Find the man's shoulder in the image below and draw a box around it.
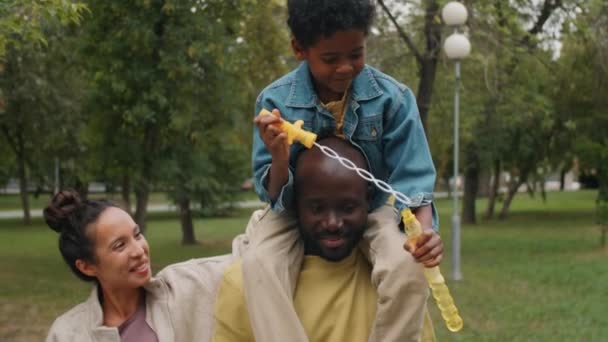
[155,255,233,290]
[219,259,245,291]
[158,255,233,277]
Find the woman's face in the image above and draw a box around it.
[78,207,151,291]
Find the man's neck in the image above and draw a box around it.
[302,249,359,267]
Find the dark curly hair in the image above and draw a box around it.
[43,190,116,282]
[287,0,376,48]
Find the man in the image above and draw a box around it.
[213,137,437,341]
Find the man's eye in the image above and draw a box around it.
[350,54,362,60]
[310,204,323,214]
[342,204,356,213]
[323,58,337,64]
[113,242,125,251]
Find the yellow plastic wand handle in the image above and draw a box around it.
[401,209,464,332]
[258,109,317,149]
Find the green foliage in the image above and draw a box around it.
[0,21,86,191]
[75,0,289,220]
[0,0,87,60]
[555,0,608,224]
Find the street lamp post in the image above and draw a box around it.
[442,1,470,281]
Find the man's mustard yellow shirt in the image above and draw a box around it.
[213,250,376,342]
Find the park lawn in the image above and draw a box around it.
[1,190,606,341]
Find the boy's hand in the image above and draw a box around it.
[254,109,289,163]
[404,229,443,267]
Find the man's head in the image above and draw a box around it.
[287,0,376,103]
[294,137,370,261]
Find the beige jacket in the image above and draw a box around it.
[45,249,246,342]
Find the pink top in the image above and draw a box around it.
[118,301,158,342]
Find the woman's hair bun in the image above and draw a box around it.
[43,189,83,233]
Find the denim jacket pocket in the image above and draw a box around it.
[353,113,383,142]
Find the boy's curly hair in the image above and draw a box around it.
[287,0,376,48]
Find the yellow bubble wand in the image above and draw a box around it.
[259,109,464,332]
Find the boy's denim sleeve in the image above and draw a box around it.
[252,95,293,212]
[383,87,439,230]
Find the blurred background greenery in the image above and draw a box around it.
[1,0,607,341]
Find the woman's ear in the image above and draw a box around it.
[75,259,97,278]
[291,39,307,61]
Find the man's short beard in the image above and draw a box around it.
[299,225,365,262]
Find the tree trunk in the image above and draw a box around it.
[178,195,197,245]
[74,178,88,199]
[17,149,31,225]
[416,0,441,133]
[540,178,547,202]
[417,58,438,133]
[499,166,531,219]
[435,151,451,196]
[559,166,566,191]
[131,6,166,233]
[498,180,522,219]
[484,159,501,220]
[477,171,490,198]
[134,183,149,233]
[133,112,161,233]
[2,121,31,225]
[462,143,479,224]
[377,0,441,135]
[122,173,132,215]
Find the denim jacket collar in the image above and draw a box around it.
[285,62,383,108]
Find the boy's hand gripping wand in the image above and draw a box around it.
[259,109,464,332]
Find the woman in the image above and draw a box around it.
[43,190,237,342]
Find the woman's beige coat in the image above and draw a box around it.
[45,253,238,342]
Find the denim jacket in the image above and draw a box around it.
[252,62,437,227]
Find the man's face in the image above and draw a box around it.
[296,168,368,262]
[293,29,366,103]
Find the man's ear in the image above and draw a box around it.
[75,259,97,278]
[291,39,307,61]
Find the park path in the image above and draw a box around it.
[0,200,266,219]
[0,192,465,220]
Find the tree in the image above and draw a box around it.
[78,0,200,232]
[0,26,85,224]
[78,0,287,241]
[458,0,572,222]
[376,0,443,133]
[556,0,608,246]
[0,0,86,60]
[160,0,289,244]
[0,0,86,224]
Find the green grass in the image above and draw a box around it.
[1,190,606,341]
[430,190,607,341]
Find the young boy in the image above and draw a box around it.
[244,0,443,341]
